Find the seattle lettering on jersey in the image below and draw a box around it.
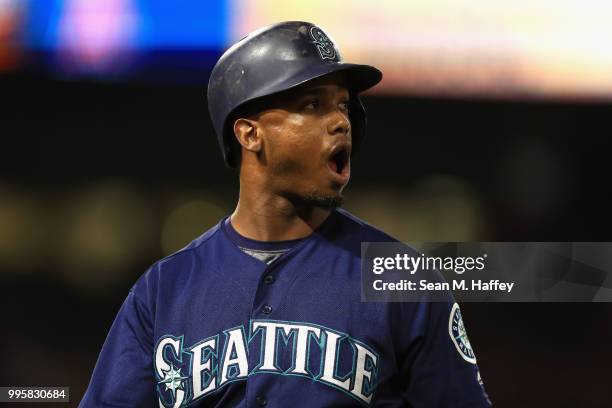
[155,319,379,407]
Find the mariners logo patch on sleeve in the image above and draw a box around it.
[448,303,477,364]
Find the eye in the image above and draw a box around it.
[339,100,349,112]
[305,99,320,110]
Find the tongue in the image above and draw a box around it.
[329,160,338,173]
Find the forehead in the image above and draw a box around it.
[237,73,349,118]
[261,74,349,110]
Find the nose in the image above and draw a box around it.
[328,109,351,137]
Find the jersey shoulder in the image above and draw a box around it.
[129,217,227,300]
[333,208,401,244]
[156,216,224,269]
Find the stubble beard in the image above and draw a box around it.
[273,159,345,210]
[302,189,344,209]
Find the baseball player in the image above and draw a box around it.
[80,21,492,407]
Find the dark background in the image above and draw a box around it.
[2,70,612,407]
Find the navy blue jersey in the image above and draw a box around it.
[79,209,491,407]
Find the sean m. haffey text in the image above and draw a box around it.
[370,253,515,294]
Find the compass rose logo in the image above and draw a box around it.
[158,364,189,395]
[449,303,477,364]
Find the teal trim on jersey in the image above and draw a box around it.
[217,326,249,385]
[276,323,298,373]
[156,319,380,407]
[248,321,283,373]
[283,324,324,378]
[247,318,380,406]
[154,334,192,408]
[184,333,219,405]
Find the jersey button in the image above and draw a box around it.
[262,305,273,314]
[256,396,267,406]
[264,275,275,284]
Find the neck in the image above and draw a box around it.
[231,175,332,242]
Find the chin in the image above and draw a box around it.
[302,190,344,209]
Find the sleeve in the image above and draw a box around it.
[78,286,156,407]
[397,298,492,407]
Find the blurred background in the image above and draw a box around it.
[2,0,612,406]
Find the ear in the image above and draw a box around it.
[233,118,263,153]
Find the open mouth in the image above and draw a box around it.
[328,146,350,177]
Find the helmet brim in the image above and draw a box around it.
[248,62,383,103]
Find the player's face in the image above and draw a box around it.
[254,75,352,208]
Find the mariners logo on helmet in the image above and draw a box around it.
[310,26,336,60]
[449,303,477,364]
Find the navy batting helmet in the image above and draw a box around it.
[207,21,382,168]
